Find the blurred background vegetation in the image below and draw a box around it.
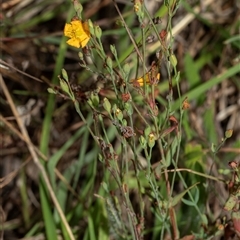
[1,0,240,239]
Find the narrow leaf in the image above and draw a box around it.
[170,182,200,207]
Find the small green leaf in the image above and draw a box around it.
[144,126,151,137]
[122,119,127,126]
[194,187,199,204]
[170,182,199,207]
[165,137,178,167]
[101,182,109,192]
[61,68,69,81]
[181,198,196,206]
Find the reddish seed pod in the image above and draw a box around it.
[159,30,167,41]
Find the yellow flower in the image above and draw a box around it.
[131,66,160,87]
[132,72,151,87]
[64,20,90,48]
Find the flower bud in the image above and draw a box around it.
[94,25,102,39]
[106,56,113,70]
[103,97,111,114]
[59,78,69,94]
[88,19,95,35]
[169,54,178,68]
[124,102,133,116]
[148,133,156,148]
[115,108,123,121]
[110,45,117,56]
[139,135,147,148]
[62,68,69,81]
[225,129,233,139]
[73,0,83,18]
[90,92,99,108]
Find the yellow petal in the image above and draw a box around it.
[73,21,90,46]
[71,20,83,28]
[135,72,150,85]
[66,38,80,48]
[64,23,74,38]
[78,36,90,48]
[131,69,160,87]
[71,20,89,37]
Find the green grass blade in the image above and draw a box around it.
[47,126,86,191]
[39,177,58,240]
[88,215,97,240]
[39,6,74,240]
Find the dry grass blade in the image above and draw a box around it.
[0,74,75,240]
